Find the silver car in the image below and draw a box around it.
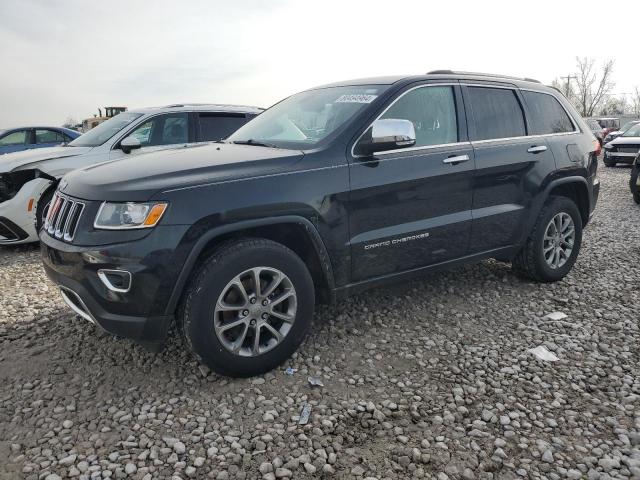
[0,104,262,244]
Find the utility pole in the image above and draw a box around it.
[560,75,576,98]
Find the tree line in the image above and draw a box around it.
[553,57,640,118]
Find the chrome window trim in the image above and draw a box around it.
[351,83,459,159]
[374,141,471,157]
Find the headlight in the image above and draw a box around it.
[94,202,168,230]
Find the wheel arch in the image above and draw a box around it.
[165,216,336,316]
[545,176,590,227]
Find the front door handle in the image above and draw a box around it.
[527,145,548,154]
[443,154,470,165]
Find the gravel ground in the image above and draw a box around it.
[1,160,639,480]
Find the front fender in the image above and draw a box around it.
[164,215,335,315]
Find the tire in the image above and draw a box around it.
[630,167,640,204]
[35,188,55,233]
[180,238,315,377]
[512,196,583,283]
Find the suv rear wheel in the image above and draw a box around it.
[180,238,315,377]
[512,196,583,282]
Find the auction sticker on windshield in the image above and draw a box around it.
[335,94,377,104]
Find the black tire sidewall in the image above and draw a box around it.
[630,166,640,201]
[184,242,315,377]
[532,197,583,281]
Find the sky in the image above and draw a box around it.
[1,0,639,127]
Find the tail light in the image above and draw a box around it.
[593,139,601,156]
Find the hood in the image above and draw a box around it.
[0,146,93,173]
[607,136,640,147]
[60,143,305,201]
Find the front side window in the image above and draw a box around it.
[0,130,27,146]
[379,86,457,148]
[127,113,188,147]
[70,112,143,147]
[522,91,575,135]
[199,113,249,142]
[468,87,526,141]
[35,129,65,144]
[227,85,389,149]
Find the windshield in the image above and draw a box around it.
[227,85,388,149]
[620,121,639,132]
[622,124,640,137]
[69,113,143,147]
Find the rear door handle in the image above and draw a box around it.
[527,145,548,154]
[442,154,470,165]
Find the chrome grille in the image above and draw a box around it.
[43,192,85,241]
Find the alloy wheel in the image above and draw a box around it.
[213,267,297,357]
[543,212,575,269]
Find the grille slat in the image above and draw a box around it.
[44,192,85,242]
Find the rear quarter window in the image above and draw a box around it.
[522,91,575,135]
[467,87,526,141]
[198,113,249,142]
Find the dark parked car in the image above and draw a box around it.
[0,127,79,155]
[587,119,605,145]
[603,123,640,166]
[603,119,640,144]
[41,71,600,377]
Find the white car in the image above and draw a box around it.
[0,104,262,244]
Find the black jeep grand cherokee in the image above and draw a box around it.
[41,71,600,377]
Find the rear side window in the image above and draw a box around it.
[467,87,526,141]
[35,129,65,144]
[198,113,248,142]
[522,91,575,135]
[381,86,458,147]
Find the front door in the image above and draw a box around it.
[348,84,475,282]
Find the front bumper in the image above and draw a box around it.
[40,225,189,349]
[604,150,639,164]
[0,177,52,244]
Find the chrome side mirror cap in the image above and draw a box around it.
[120,136,142,154]
[357,119,416,156]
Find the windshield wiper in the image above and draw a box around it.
[232,139,279,149]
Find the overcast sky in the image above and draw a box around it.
[1,0,638,127]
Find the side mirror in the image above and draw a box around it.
[357,119,416,156]
[120,136,141,154]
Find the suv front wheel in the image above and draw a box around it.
[512,196,583,282]
[180,238,315,377]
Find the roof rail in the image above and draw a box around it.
[427,70,541,84]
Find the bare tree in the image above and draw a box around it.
[62,116,78,128]
[632,87,640,116]
[552,77,575,102]
[599,96,626,116]
[572,57,615,117]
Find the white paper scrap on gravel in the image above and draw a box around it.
[528,345,559,362]
[543,311,568,321]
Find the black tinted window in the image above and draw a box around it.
[199,113,248,141]
[468,87,526,140]
[128,113,188,147]
[381,86,457,147]
[522,91,574,134]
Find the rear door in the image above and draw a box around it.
[348,83,475,281]
[196,112,252,142]
[462,84,556,253]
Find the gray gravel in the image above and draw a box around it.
[1,160,639,480]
